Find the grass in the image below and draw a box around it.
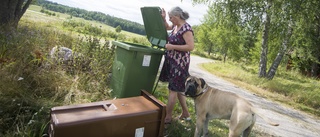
[0,21,114,136]
[1,4,319,137]
[0,6,121,136]
[25,5,148,42]
[0,5,149,136]
[200,60,320,117]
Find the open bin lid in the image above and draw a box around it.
[140,7,168,49]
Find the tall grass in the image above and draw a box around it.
[0,20,114,136]
[0,5,153,136]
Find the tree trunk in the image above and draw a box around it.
[207,44,212,55]
[258,2,271,78]
[0,0,32,29]
[223,48,228,63]
[267,23,293,80]
[311,15,320,77]
[311,61,319,77]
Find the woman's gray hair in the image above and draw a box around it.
[168,6,189,20]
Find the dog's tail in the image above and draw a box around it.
[251,107,279,126]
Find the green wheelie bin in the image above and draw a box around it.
[111,7,167,98]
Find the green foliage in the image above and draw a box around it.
[197,4,245,62]
[196,24,215,55]
[40,8,56,16]
[194,0,320,78]
[115,25,122,33]
[84,24,103,36]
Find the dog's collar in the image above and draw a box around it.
[189,85,208,98]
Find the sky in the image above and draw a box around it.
[47,0,209,26]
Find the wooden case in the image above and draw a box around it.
[49,90,166,137]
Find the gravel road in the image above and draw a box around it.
[188,55,320,137]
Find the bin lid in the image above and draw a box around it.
[140,7,168,49]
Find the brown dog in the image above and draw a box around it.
[184,76,279,137]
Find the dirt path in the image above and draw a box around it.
[189,55,320,137]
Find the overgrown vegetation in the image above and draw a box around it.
[1,2,319,137]
[0,4,153,136]
[0,20,115,136]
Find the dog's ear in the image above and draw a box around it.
[200,78,206,88]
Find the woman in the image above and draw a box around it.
[159,6,194,124]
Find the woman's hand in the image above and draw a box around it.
[165,43,172,50]
[161,8,166,21]
[161,8,172,30]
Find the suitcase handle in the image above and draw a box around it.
[102,104,117,111]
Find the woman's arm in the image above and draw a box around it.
[163,20,172,30]
[161,8,172,30]
[165,31,194,52]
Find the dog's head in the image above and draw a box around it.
[184,76,206,97]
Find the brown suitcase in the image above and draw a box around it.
[49,90,166,137]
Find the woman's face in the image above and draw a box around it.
[169,14,179,25]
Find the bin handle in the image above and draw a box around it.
[149,36,166,48]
